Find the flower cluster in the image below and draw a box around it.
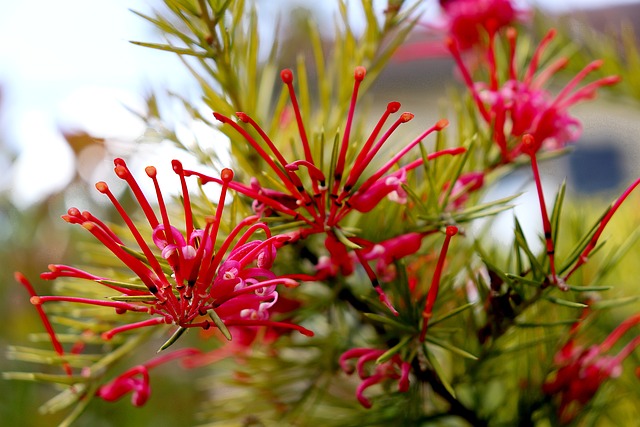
[339,347,411,408]
[543,311,640,424]
[8,2,640,424]
[34,159,311,341]
[206,66,464,312]
[439,0,524,51]
[448,27,620,163]
[19,159,313,405]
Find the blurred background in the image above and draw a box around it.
[1,0,640,425]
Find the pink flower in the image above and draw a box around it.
[442,171,485,209]
[449,28,620,163]
[543,312,640,424]
[359,232,427,282]
[96,348,200,406]
[339,347,411,408]
[440,0,523,51]
[31,158,313,347]
[394,0,525,62]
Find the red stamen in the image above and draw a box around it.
[600,313,640,353]
[354,250,399,316]
[564,176,640,281]
[446,38,491,122]
[344,101,402,191]
[95,181,170,289]
[554,75,621,110]
[199,169,234,286]
[344,112,414,196]
[146,166,176,248]
[281,69,314,165]
[487,27,498,90]
[81,222,175,312]
[171,160,193,238]
[531,57,569,90]
[223,318,315,337]
[286,160,326,185]
[113,158,159,228]
[80,210,123,245]
[236,112,289,169]
[552,60,602,106]
[30,295,150,313]
[182,168,315,226]
[507,27,518,80]
[102,317,167,340]
[420,226,458,342]
[333,67,367,194]
[522,134,562,289]
[524,29,557,85]
[16,273,72,375]
[214,112,313,208]
[358,119,448,194]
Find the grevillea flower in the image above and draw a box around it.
[543,312,640,424]
[298,231,431,284]
[394,0,525,62]
[439,0,523,51]
[96,348,200,406]
[30,158,313,349]
[449,28,620,163]
[208,66,464,313]
[420,226,458,342]
[339,347,411,408]
[442,171,485,210]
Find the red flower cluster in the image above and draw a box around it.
[33,159,311,340]
[543,312,640,424]
[18,159,314,404]
[439,0,523,51]
[340,347,411,408]
[209,66,463,313]
[449,28,620,163]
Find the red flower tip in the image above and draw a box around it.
[280,68,293,83]
[113,158,126,167]
[115,165,130,179]
[435,119,449,130]
[281,278,299,288]
[145,166,157,178]
[354,66,367,82]
[14,271,27,284]
[400,112,414,123]
[101,331,115,341]
[171,159,183,174]
[236,112,249,123]
[81,222,97,232]
[212,111,227,122]
[387,101,401,113]
[445,225,458,236]
[95,181,109,193]
[299,327,315,337]
[30,296,42,305]
[507,26,517,40]
[445,36,457,52]
[522,133,536,154]
[604,75,622,85]
[68,207,81,216]
[220,168,234,182]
